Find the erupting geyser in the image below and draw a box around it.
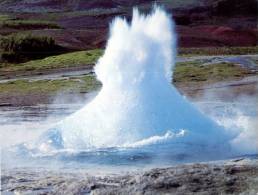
[38,7,231,155]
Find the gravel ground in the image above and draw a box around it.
[1,158,258,195]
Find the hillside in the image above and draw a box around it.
[0,0,208,12]
[0,0,257,49]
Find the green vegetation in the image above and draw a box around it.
[178,47,258,56]
[0,75,100,94]
[20,49,102,70]
[0,14,12,21]
[0,19,60,29]
[1,45,257,76]
[0,13,60,29]
[0,34,62,63]
[0,61,256,97]
[173,61,255,83]
[1,47,257,80]
[0,49,103,73]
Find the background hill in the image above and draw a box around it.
[0,0,210,12]
[0,0,257,50]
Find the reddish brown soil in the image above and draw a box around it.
[177,25,257,47]
[0,0,257,49]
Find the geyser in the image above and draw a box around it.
[38,7,230,154]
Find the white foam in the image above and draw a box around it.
[122,130,186,148]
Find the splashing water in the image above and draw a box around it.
[34,7,230,154]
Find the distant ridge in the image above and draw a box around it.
[0,0,153,12]
[0,0,257,48]
[0,0,257,17]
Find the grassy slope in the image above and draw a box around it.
[0,47,257,96]
[1,47,257,75]
[173,61,255,84]
[0,14,60,28]
[178,47,258,57]
[0,60,257,95]
[0,20,60,29]
[0,75,101,94]
[0,14,11,21]
[0,49,103,73]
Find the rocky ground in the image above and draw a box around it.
[1,158,258,195]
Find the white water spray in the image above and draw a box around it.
[39,7,231,154]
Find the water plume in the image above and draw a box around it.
[33,7,231,155]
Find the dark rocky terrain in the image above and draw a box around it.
[1,158,258,195]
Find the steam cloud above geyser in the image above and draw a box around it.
[38,7,232,154]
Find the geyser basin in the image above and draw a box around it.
[35,7,230,156]
[6,7,254,168]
